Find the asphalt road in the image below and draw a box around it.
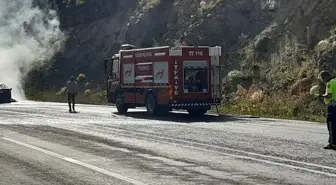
[0,101,336,185]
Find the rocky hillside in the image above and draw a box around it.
[39,0,336,91]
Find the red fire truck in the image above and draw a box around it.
[104,44,223,116]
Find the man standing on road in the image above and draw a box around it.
[65,76,79,113]
[319,71,336,150]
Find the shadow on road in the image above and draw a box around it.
[112,110,246,123]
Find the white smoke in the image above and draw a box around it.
[0,1,64,100]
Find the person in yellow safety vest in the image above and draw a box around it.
[318,71,336,150]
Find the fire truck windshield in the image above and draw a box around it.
[183,61,209,93]
[105,58,120,80]
[112,59,119,74]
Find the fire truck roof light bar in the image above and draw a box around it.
[122,53,166,59]
[169,46,222,56]
[120,46,169,52]
[180,46,210,48]
[123,55,133,59]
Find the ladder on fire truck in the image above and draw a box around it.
[211,53,224,116]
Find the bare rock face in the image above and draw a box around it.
[45,0,336,87]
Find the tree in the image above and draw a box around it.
[76,73,86,92]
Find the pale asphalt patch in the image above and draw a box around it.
[1,137,148,185]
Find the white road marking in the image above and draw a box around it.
[183,142,336,177]
[97,127,336,177]
[1,137,148,185]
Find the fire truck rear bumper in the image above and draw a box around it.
[172,102,212,107]
[170,102,220,110]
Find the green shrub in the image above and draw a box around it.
[84,89,92,96]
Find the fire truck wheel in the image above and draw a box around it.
[116,94,128,114]
[187,109,207,116]
[146,93,158,116]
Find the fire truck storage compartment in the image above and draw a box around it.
[183,60,209,93]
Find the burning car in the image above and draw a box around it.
[0,84,13,103]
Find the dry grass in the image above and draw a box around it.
[27,90,108,105]
[218,36,327,123]
[216,93,326,122]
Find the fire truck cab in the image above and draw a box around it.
[104,44,223,116]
